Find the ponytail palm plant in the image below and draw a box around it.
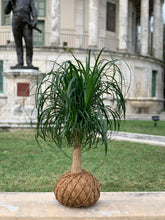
[35,49,125,207]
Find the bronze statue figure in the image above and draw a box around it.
[4,0,39,69]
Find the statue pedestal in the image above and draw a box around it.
[0,69,44,126]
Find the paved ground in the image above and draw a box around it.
[109,131,165,147]
[0,192,165,219]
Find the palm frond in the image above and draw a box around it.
[35,49,126,154]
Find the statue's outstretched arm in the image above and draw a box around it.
[30,0,38,27]
[4,0,12,15]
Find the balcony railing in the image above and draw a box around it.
[0,31,119,49]
[0,31,140,53]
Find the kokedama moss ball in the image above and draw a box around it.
[54,170,100,207]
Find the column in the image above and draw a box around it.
[148,16,152,55]
[50,0,61,46]
[153,0,163,60]
[159,0,164,59]
[128,2,133,53]
[140,0,149,56]
[99,1,106,49]
[118,0,128,51]
[88,0,98,47]
[76,0,84,48]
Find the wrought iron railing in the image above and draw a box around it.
[0,31,140,53]
[0,31,118,49]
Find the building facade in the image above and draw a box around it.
[0,0,165,122]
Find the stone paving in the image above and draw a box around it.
[110,131,165,147]
[0,192,165,219]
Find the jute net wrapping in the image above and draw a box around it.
[54,169,100,207]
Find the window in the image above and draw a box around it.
[1,0,11,26]
[34,0,46,17]
[152,70,157,97]
[0,61,3,93]
[33,0,46,45]
[106,2,116,32]
[33,20,45,45]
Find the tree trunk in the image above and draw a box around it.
[71,146,82,174]
[71,134,82,174]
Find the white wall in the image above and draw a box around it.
[0,46,164,115]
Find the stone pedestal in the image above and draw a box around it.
[0,69,43,125]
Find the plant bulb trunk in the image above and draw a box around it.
[71,145,82,174]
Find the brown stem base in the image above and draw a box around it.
[54,170,100,207]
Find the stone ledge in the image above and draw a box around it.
[0,192,165,219]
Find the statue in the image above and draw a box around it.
[4,0,40,69]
